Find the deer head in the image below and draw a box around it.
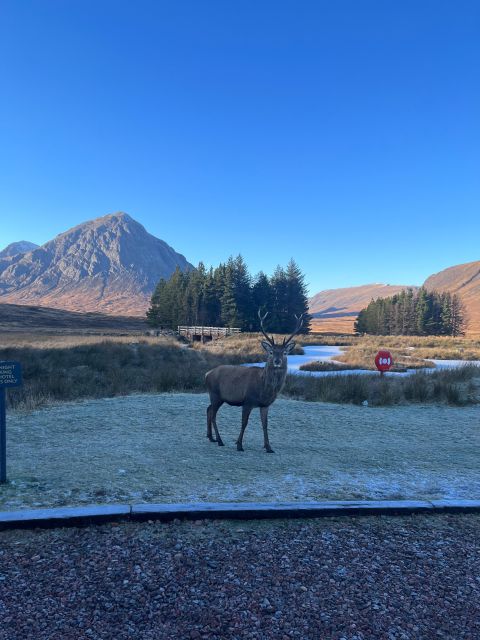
[258,309,304,368]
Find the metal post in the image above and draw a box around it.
[0,388,6,483]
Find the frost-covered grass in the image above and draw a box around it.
[1,393,479,511]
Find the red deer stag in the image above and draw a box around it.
[205,311,304,453]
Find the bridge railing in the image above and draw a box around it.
[178,326,241,340]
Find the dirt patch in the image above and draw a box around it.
[1,393,479,510]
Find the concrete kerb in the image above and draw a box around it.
[1,499,480,531]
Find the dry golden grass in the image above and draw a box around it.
[1,336,232,411]
[332,335,480,370]
[310,317,357,334]
[196,332,304,362]
[0,332,175,349]
[195,331,480,367]
[2,329,479,410]
[334,348,433,371]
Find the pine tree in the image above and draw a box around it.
[183,262,206,325]
[451,294,466,336]
[355,288,466,337]
[415,288,429,335]
[440,293,453,335]
[252,271,274,330]
[146,278,168,327]
[220,259,240,328]
[354,309,367,334]
[270,266,289,332]
[147,257,311,334]
[231,255,254,330]
[284,258,311,333]
[203,267,221,326]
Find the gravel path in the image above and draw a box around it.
[1,514,479,640]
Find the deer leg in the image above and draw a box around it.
[211,400,224,446]
[236,405,253,452]
[207,405,216,442]
[260,407,274,453]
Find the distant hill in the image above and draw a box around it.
[309,263,480,336]
[0,241,38,259]
[424,260,480,335]
[309,284,417,318]
[0,212,192,316]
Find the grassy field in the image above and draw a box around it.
[2,393,479,511]
[0,336,228,411]
[333,334,480,366]
[0,302,147,333]
[1,331,479,409]
[310,317,357,334]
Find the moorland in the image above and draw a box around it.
[1,329,479,410]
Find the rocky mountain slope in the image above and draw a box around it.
[424,260,480,335]
[0,212,192,315]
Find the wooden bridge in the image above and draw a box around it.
[178,326,241,342]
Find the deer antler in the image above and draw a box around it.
[283,313,304,346]
[258,308,275,345]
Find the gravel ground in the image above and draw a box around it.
[0,514,479,640]
[2,393,480,510]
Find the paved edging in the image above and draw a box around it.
[1,499,480,531]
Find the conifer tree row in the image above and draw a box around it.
[354,288,466,336]
[147,256,311,334]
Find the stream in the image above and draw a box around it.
[247,345,480,377]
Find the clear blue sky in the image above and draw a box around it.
[1,0,479,295]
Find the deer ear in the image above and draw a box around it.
[285,341,296,354]
[261,340,273,353]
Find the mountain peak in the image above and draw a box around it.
[97,211,133,223]
[0,212,192,315]
[0,241,39,259]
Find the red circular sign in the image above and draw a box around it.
[375,350,393,372]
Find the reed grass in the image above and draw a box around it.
[283,365,479,406]
[298,361,357,372]
[2,339,241,411]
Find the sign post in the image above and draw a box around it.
[375,350,393,376]
[0,361,22,483]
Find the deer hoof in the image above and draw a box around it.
[265,448,275,453]
[217,439,224,447]
[236,443,244,452]
[207,436,217,442]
